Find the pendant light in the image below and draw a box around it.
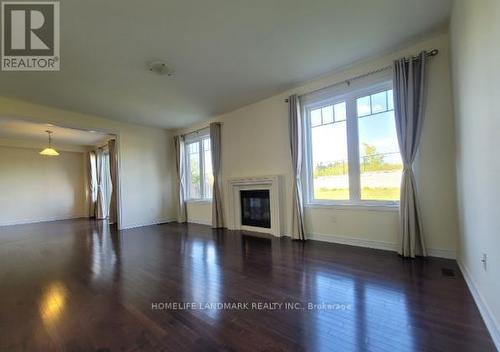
[40,130,60,156]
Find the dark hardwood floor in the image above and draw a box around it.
[0,219,495,352]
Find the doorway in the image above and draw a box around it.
[0,116,121,228]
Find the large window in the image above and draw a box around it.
[305,80,402,206]
[186,135,213,200]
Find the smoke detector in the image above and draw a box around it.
[147,60,174,76]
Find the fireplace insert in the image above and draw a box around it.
[240,190,271,228]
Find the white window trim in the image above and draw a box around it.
[185,130,212,201]
[302,77,400,208]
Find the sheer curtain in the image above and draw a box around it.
[393,51,428,257]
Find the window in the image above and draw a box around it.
[203,138,213,199]
[310,101,349,200]
[304,80,402,206]
[185,135,213,200]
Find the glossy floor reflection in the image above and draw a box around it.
[0,219,495,351]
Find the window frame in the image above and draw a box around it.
[184,133,213,202]
[303,78,399,208]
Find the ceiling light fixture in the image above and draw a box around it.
[147,60,174,76]
[40,130,60,156]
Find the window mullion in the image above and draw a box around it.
[346,97,361,202]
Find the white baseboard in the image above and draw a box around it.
[187,219,212,226]
[457,260,500,350]
[427,248,456,260]
[307,232,456,259]
[0,217,178,232]
[120,218,174,230]
[307,232,397,252]
[0,215,87,227]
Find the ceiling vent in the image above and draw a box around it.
[147,61,174,76]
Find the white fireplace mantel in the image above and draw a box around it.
[227,175,282,236]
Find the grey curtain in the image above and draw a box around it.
[87,151,97,218]
[95,148,106,220]
[288,94,306,240]
[210,122,224,228]
[174,135,187,223]
[108,139,118,225]
[393,51,428,257]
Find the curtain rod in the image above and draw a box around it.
[182,127,207,137]
[284,49,438,103]
[179,122,223,138]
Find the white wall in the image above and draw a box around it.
[0,97,176,229]
[186,201,213,226]
[0,145,87,226]
[450,0,500,347]
[176,31,459,258]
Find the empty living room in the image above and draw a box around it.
[0,0,499,351]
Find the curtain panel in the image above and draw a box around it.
[174,135,187,223]
[108,139,118,225]
[87,151,97,217]
[288,94,306,240]
[393,51,428,257]
[210,122,224,228]
[95,148,107,220]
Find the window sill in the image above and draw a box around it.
[186,199,212,205]
[305,202,399,212]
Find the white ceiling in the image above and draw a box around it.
[0,118,111,146]
[0,0,452,129]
